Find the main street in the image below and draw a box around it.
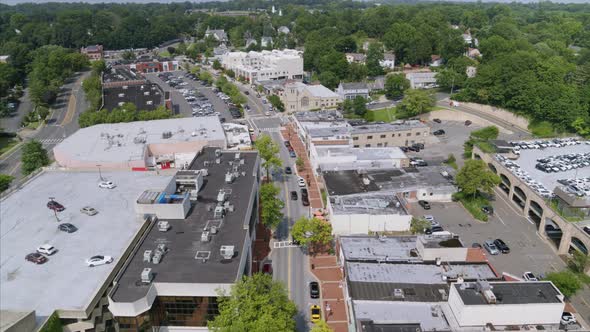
[0,71,89,184]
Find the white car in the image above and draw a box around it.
[98,181,116,189]
[561,312,576,325]
[86,255,114,267]
[81,206,98,216]
[298,177,306,188]
[522,272,538,281]
[37,244,57,256]
[423,215,439,227]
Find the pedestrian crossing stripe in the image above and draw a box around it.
[40,138,64,144]
[273,241,299,248]
[257,127,280,133]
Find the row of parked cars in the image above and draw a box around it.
[510,137,588,155]
[559,177,590,197]
[535,152,590,174]
[495,154,554,199]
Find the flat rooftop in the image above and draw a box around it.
[349,282,449,302]
[347,262,497,284]
[454,281,563,305]
[103,66,141,82]
[307,127,350,138]
[340,236,419,262]
[316,146,406,160]
[110,148,258,303]
[354,301,450,332]
[330,194,408,216]
[349,120,429,134]
[294,110,344,122]
[0,171,172,319]
[103,83,162,111]
[54,117,225,165]
[323,167,455,196]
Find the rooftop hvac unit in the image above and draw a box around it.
[156,243,167,253]
[235,153,240,160]
[225,172,234,183]
[201,231,211,242]
[217,190,226,202]
[143,250,153,262]
[144,91,150,96]
[118,93,125,97]
[123,85,128,89]
[158,221,170,232]
[152,251,163,264]
[214,206,225,219]
[215,149,222,157]
[216,158,221,164]
[220,245,235,260]
[482,289,497,304]
[393,289,405,299]
[141,268,153,283]
[204,161,210,167]
[200,168,208,176]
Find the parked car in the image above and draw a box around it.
[98,181,116,189]
[418,200,431,210]
[47,200,65,212]
[244,91,250,95]
[37,244,57,256]
[425,226,444,234]
[284,141,291,148]
[86,255,114,267]
[290,191,298,200]
[584,226,590,235]
[423,215,439,227]
[285,167,292,174]
[561,312,576,326]
[481,206,494,215]
[433,118,442,123]
[309,281,320,299]
[298,177,306,188]
[80,206,98,216]
[310,305,321,323]
[58,223,77,233]
[412,143,425,150]
[301,188,309,198]
[25,253,48,264]
[302,195,310,206]
[289,150,297,158]
[433,129,446,136]
[484,240,500,255]
[494,239,510,254]
[523,272,538,281]
[262,262,273,275]
[464,120,472,126]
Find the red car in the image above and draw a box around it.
[26,253,48,264]
[262,262,273,275]
[47,200,65,212]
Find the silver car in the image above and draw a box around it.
[484,240,500,255]
[81,206,98,216]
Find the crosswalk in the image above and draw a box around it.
[39,138,64,145]
[273,241,300,249]
[257,127,281,133]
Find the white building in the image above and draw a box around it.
[406,72,438,89]
[223,122,252,150]
[221,49,304,83]
[280,81,342,113]
[311,146,409,173]
[379,52,396,70]
[336,82,369,100]
[261,36,273,48]
[278,26,290,34]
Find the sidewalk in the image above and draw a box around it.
[310,255,348,332]
[280,123,323,209]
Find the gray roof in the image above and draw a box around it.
[340,236,419,262]
[349,282,449,302]
[316,146,407,161]
[406,72,437,83]
[306,84,340,98]
[341,82,369,91]
[350,121,429,135]
[354,301,451,331]
[307,127,350,138]
[294,110,344,122]
[0,170,172,319]
[454,282,564,305]
[330,193,408,216]
[110,148,259,303]
[103,83,162,111]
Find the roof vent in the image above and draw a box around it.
[393,288,405,299]
[201,231,211,242]
[195,251,211,263]
[158,221,170,232]
[210,226,218,234]
[215,149,222,157]
[483,289,497,304]
[216,158,221,164]
[225,172,234,183]
[141,268,153,283]
[143,250,153,262]
[235,153,240,160]
[214,205,225,219]
[220,245,235,260]
[217,190,226,202]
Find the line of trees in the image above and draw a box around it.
[78,102,173,128]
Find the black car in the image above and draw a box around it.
[290,191,298,200]
[584,226,590,235]
[433,118,442,123]
[285,167,292,174]
[494,239,510,254]
[425,226,444,234]
[301,188,309,198]
[412,143,425,150]
[309,281,320,299]
[58,223,78,233]
[400,146,409,152]
[302,195,310,206]
[407,146,420,152]
[244,91,249,95]
[47,200,65,212]
[433,129,446,136]
[418,200,431,210]
[464,120,472,126]
[481,206,494,215]
[284,141,291,148]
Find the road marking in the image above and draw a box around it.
[525,217,534,225]
[258,127,280,133]
[496,214,506,225]
[39,138,64,145]
[61,77,82,126]
[494,188,525,217]
[8,161,20,175]
[273,241,299,248]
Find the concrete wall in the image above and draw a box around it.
[330,213,412,235]
[420,109,513,135]
[458,102,529,132]
[0,311,36,332]
[416,237,468,262]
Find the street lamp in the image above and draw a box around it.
[96,164,103,181]
[48,196,60,222]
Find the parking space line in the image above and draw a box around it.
[496,214,506,225]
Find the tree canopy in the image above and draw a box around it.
[291,217,333,250]
[384,74,410,100]
[254,134,282,179]
[21,140,49,175]
[395,89,435,117]
[259,183,284,229]
[455,159,501,197]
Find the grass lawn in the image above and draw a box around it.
[26,121,41,129]
[528,120,556,138]
[365,108,396,122]
[0,136,19,155]
[454,192,490,221]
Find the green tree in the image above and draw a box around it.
[335,36,357,53]
[366,42,384,77]
[296,157,304,171]
[259,183,285,229]
[568,251,589,274]
[347,63,368,82]
[545,270,582,298]
[208,274,297,332]
[352,96,367,117]
[254,134,282,179]
[310,320,332,332]
[470,126,499,141]
[384,74,410,100]
[318,71,339,90]
[212,59,222,70]
[39,312,62,332]
[21,140,49,175]
[0,174,14,192]
[455,159,501,198]
[291,217,333,249]
[121,50,136,60]
[395,89,434,117]
[410,217,431,234]
[268,95,285,113]
[199,71,214,85]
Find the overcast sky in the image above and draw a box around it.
[3,0,590,5]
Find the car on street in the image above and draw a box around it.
[423,215,439,226]
[284,141,291,148]
[302,194,310,206]
[298,177,306,188]
[481,206,494,215]
[484,240,500,255]
[433,129,446,136]
[289,150,296,158]
[494,239,510,254]
[86,255,114,267]
[310,305,321,323]
[424,226,444,234]
[80,206,98,216]
[523,272,538,281]
[309,281,320,299]
[58,223,78,233]
[412,143,425,150]
[561,312,576,325]
[584,226,590,235]
[47,200,65,212]
[98,180,116,189]
[285,167,292,174]
[433,118,442,123]
[26,253,48,264]
[244,91,249,95]
[418,200,431,210]
[464,120,472,126]
[290,191,298,200]
[37,244,57,256]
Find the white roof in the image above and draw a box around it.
[306,85,340,98]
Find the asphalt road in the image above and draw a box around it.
[0,71,89,184]
[0,87,33,133]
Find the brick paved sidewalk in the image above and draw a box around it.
[310,255,348,332]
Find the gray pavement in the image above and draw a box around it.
[0,87,32,133]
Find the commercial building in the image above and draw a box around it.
[102,66,166,111]
[311,146,409,172]
[0,170,174,332]
[81,45,103,61]
[108,148,260,331]
[406,72,438,89]
[131,60,180,73]
[53,117,226,170]
[475,139,590,269]
[350,121,430,148]
[336,82,369,100]
[220,50,303,83]
[279,81,342,113]
[222,122,252,150]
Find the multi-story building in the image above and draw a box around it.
[81,45,104,61]
[280,81,342,113]
[108,148,261,331]
[336,82,369,100]
[406,71,438,89]
[131,60,179,73]
[205,28,228,43]
[221,50,304,83]
[350,121,430,148]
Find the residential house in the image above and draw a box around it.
[379,52,396,70]
[0,55,10,63]
[280,81,342,113]
[466,47,481,59]
[278,26,290,34]
[336,82,369,100]
[345,53,367,64]
[406,72,438,89]
[205,28,228,43]
[261,36,273,48]
[81,45,104,61]
[245,38,257,48]
[430,54,443,67]
[462,31,473,44]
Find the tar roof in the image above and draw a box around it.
[323,167,455,196]
[0,171,172,319]
[355,301,450,332]
[330,194,408,216]
[316,147,406,160]
[350,121,428,135]
[103,83,162,111]
[347,262,497,284]
[349,282,449,302]
[110,148,258,302]
[454,282,563,305]
[294,110,344,122]
[340,236,419,262]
